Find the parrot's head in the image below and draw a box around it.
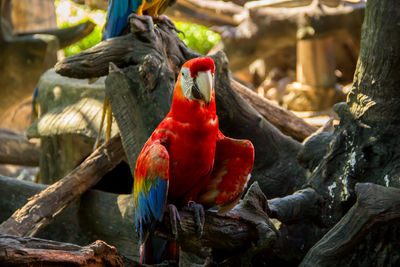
[177,57,215,105]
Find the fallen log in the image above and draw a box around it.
[0,128,39,166]
[0,234,124,267]
[0,134,124,237]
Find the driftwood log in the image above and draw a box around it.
[0,128,39,166]
[0,234,124,267]
[0,134,124,237]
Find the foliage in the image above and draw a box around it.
[61,21,103,57]
[175,22,220,55]
[55,0,105,57]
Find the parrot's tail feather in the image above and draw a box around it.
[140,234,179,264]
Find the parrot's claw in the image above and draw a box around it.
[166,204,182,240]
[183,201,205,238]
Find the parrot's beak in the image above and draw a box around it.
[194,70,213,105]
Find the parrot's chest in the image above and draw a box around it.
[166,120,218,202]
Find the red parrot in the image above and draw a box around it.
[133,57,254,264]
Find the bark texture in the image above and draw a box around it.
[306,0,400,226]
[0,234,124,266]
[297,0,400,265]
[0,128,39,166]
[301,183,400,266]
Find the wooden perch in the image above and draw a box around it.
[0,128,39,166]
[0,134,124,237]
[0,176,318,262]
[0,234,124,266]
[157,182,278,252]
[231,79,317,141]
[300,183,400,266]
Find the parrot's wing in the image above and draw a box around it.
[198,131,254,215]
[134,140,169,242]
[103,0,143,39]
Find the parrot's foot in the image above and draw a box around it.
[166,204,182,240]
[183,201,205,238]
[154,15,183,35]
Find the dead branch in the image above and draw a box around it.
[0,234,124,266]
[268,187,322,223]
[0,128,39,166]
[16,20,95,49]
[231,79,317,141]
[300,183,400,266]
[0,134,125,237]
[165,0,246,27]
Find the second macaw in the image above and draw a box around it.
[134,57,255,264]
[103,0,176,39]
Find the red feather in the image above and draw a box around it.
[134,57,254,264]
[189,57,215,77]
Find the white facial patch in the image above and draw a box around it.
[180,67,194,100]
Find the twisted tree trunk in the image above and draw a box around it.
[299,0,400,265]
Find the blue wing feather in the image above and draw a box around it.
[135,177,168,243]
[103,0,145,39]
[133,140,169,263]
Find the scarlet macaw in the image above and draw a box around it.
[134,57,254,264]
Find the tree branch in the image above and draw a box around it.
[0,234,124,266]
[231,79,317,141]
[0,134,125,237]
[0,128,39,166]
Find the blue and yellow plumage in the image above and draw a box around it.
[102,0,176,40]
[133,140,170,263]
